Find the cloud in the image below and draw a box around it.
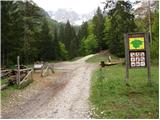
[33,0,105,14]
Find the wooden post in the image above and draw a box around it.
[17,56,20,85]
[31,69,33,80]
[145,33,151,86]
[148,0,152,43]
[124,34,129,85]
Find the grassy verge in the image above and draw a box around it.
[1,85,18,99]
[70,56,83,61]
[1,79,33,100]
[1,77,10,85]
[86,53,121,63]
[90,65,159,119]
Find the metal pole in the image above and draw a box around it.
[17,56,20,85]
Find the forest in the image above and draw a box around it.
[1,0,159,67]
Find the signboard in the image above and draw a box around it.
[124,32,151,85]
[129,37,145,50]
[129,51,146,67]
[126,33,148,68]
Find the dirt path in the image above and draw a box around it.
[1,54,98,119]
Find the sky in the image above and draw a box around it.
[33,0,106,14]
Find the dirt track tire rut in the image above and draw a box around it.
[1,54,97,119]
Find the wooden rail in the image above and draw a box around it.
[41,64,54,77]
[19,69,33,85]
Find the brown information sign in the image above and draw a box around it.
[124,32,151,85]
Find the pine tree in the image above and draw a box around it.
[106,1,136,57]
[78,22,88,40]
[150,10,159,60]
[92,7,105,51]
[58,24,65,43]
[64,20,78,58]
[53,27,61,59]
[64,20,72,51]
[1,1,26,66]
[77,22,88,55]
[39,19,53,61]
[103,16,111,49]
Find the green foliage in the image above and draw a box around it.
[86,53,118,63]
[1,0,158,67]
[103,17,111,48]
[1,85,17,99]
[105,1,136,57]
[87,21,95,35]
[79,37,86,56]
[92,7,105,51]
[38,19,53,61]
[134,9,159,62]
[1,1,49,65]
[1,1,80,66]
[70,37,79,58]
[59,42,68,60]
[151,11,159,60]
[64,20,73,51]
[78,22,89,56]
[78,22,88,40]
[134,18,146,32]
[79,21,97,55]
[83,34,98,54]
[64,20,79,58]
[58,24,65,43]
[90,65,159,119]
[79,7,106,55]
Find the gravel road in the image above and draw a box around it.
[1,54,97,119]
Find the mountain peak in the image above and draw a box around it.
[48,9,95,25]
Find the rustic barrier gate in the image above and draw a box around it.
[124,32,151,85]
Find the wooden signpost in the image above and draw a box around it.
[124,32,151,85]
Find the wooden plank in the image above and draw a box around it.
[106,61,123,65]
[48,64,54,73]
[41,66,49,77]
[1,71,11,78]
[14,68,32,72]
[100,61,123,67]
[1,70,11,72]
[20,69,33,85]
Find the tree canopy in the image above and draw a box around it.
[1,0,159,67]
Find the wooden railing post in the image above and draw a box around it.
[17,56,20,85]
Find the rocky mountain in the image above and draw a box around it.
[48,9,95,25]
[47,1,158,25]
[132,0,158,18]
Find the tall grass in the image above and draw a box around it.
[90,65,159,119]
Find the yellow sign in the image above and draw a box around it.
[129,37,144,50]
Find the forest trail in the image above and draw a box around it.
[1,54,98,119]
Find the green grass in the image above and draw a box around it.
[90,65,159,119]
[70,56,83,61]
[1,77,10,85]
[1,79,33,100]
[1,85,18,99]
[86,54,119,63]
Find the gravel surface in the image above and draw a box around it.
[1,54,98,119]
